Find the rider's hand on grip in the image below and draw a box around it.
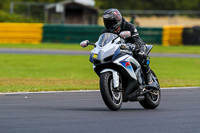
[80,40,89,48]
[127,43,135,51]
[120,43,135,51]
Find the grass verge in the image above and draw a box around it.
[152,45,200,54]
[0,54,199,92]
[0,43,92,51]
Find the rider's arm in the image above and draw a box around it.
[125,23,146,54]
[133,35,146,54]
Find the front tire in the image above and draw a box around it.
[100,72,122,111]
[139,70,161,109]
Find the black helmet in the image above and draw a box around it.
[103,9,122,33]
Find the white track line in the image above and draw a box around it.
[0,87,199,95]
[162,86,200,90]
[0,90,99,95]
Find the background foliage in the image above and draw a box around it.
[0,0,63,12]
[0,0,63,22]
[0,10,38,22]
[95,0,200,10]
[1,0,200,13]
[1,0,200,22]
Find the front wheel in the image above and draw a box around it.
[139,70,161,109]
[100,72,122,111]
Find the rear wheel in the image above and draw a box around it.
[100,72,122,111]
[139,70,161,109]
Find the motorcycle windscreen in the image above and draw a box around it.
[96,33,118,47]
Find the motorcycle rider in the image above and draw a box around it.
[80,8,153,85]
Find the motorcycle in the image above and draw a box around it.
[81,32,161,111]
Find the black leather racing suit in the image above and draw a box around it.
[102,17,151,80]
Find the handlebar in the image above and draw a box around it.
[88,42,96,47]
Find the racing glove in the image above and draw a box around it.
[138,45,147,57]
[80,40,89,48]
[120,43,135,51]
[126,43,135,51]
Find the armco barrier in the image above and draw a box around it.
[0,23,163,44]
[0,23,43,44]
[137,27,162,44]
[42,24,163,44]
[182,26,200,45]
[162,25,184,46]
[42,25,104,43]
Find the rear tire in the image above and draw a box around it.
[139,70,161,109]
[100,72,122,111]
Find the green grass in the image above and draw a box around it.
[152,45,200,54]
[1,43,200,54]
[0,54,199,92]
[0,54,98,92]
[150,57,200,87]
[0,43,92,51]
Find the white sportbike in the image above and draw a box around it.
[82,32,160,111]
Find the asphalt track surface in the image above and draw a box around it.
[0,48,200,58]
[0,49,199,132]
[1,88,200,133]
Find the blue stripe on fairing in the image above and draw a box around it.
[120,61,134,71]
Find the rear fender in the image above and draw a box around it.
[100,69,119,88]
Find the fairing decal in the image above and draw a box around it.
[120,61,134,71]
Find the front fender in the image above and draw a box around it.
[100,69,119,88]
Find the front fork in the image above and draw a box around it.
[100,67,145,89]
[100,69,119,88]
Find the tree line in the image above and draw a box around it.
[1,0,200,12]
[0,0,63,12]
[95,0,200,10]
[0,0,64,22]
[0,0,199,22]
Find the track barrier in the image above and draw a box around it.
[162,25,184,46]
[0,23,43,44]
[42,24,163,44]
[0,23,199,45]
[182,26,200,45]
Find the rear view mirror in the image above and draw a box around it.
[80,40,96,48]
[119,31,131,39]
[80,40,89,48]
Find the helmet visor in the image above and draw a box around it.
[104,19,117,30]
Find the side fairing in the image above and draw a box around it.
[114,55,140,80]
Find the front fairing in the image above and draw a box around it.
[89,33,120,64]
[96,33,118,47]
[89,33,141,81]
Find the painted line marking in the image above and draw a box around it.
[162,86,200,90]
[0,87,199,95]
